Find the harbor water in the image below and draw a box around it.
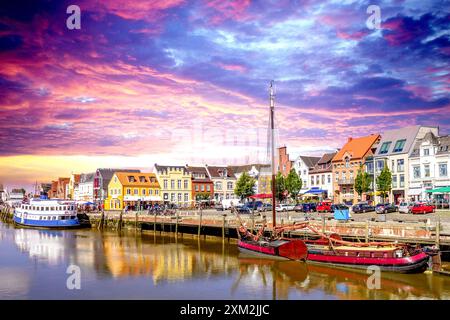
[0,221,449,300]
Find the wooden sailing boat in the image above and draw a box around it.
[235,81,433,273]
[236,81,308,261]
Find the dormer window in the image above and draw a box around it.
[345,157,350,168]
[128,176,136,182]
[393,139,406,153]
[139,176,146,183]
[379,141,391,154]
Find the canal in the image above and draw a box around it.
[1,221,449,300]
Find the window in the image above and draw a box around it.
[134,189,138,195]
[184,180,189,189]
[366,162,374,174]
[321,175,325,185]
[423,148,430,156]
[327,175,331,183]
[195,185,199,191]
[397,159,404,172]
[177,180,181,189]
[393,139,406,153]
[163,180,168,189]
[424,164,430,177]
[184,193,189,202]
[379,141,391,154]
[345,158,350,168]
[171,193,175,202]
[215,182,222,191]
[399,174,405,188]
[311,176,314,185]
[177,193,182,202]
[200,185,205,192]
[335,175,338,182]
[171,180,175,189]
[391,160,395,172]
[139,176,146,183]
[155,190,159,195]
[316,176,319,185]
[128,176,135,182]
[392,175,397,188]
[439,163,448,177]
[376,160,384,172]
[206,185,211,192]
[413,166,420,179]
[227,182,233,189]
[303,170,306,175]
[142,189,146,195]
[149,189,153,195]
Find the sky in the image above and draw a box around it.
[0,0,449,190]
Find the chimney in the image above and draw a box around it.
[348,137,353,143]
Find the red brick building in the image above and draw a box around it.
[278,146,293,177]
[186,165,214,202]
[48,180,58,198]
[56,177,70,199]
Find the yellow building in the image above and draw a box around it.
[105,172,161,210]
[154,164,192,206]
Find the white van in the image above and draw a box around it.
[221,199,242,210]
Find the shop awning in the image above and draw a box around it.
[426,186,450,193]
[304,187,327,194]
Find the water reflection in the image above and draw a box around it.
[1,221,450,300]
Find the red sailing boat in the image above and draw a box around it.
[235,81,433,273]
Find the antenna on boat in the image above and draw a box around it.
[269,80,277,230]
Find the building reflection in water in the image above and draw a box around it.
[9,225,450,300]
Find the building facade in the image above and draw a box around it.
[205,166,237,201]
[277,146,293,177]
[308,152,336,200]
[332,134,380,204]
[93,168,140,205]
[76,173,95,202]
[56,177,70,199]
[229,164,271,195]
[154,164,192,206]
[373,126,438,204]
[185,165,214,202]
[67,174,80,200]
[105,172,161,210]
[409,132,450,201]
[293,156,321,194]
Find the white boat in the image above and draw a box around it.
[13,194,80,228]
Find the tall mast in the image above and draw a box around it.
[270,80,276,229]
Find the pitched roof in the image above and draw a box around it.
[375,126,421,156]
[96,168,140,189]
[80,172,95,184]
[185,166,212,182]
[317,152,337,164]
[332,134,380,162]
[114,172,160,188]
[206,166,236,179]
[299,156,321,168]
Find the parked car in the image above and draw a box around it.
[398,202,414,214]
[301,203,317,213]
[411,203,434,214]
[257,203,273,212]
[352,203,375,213]
[375,203,398,214]
[316,201,333,213]
[275,204,295,212]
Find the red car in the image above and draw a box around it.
[411,203,434,214]
[316,201,332,213]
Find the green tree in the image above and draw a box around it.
[376,162,392,202]
[195,192,211,201]
[274,171,287,202]
[285,169,302,203]
[354,165,372,200]
[234,172,256,200]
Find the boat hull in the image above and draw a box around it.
[306,251,430,273]
[238,239,308,261]
[13,215,81,229]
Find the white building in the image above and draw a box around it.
[7,189,25,207]
[409,131,450,201]
[0,184,8,203]
[374,126,438,204]
[292,156,321,194]
[308,152,336,200]
[75,173,95,202]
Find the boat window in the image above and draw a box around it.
[53,216,56,220]
[51,207,55,211]
[70,216,75,219]
[45,207,49,211]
